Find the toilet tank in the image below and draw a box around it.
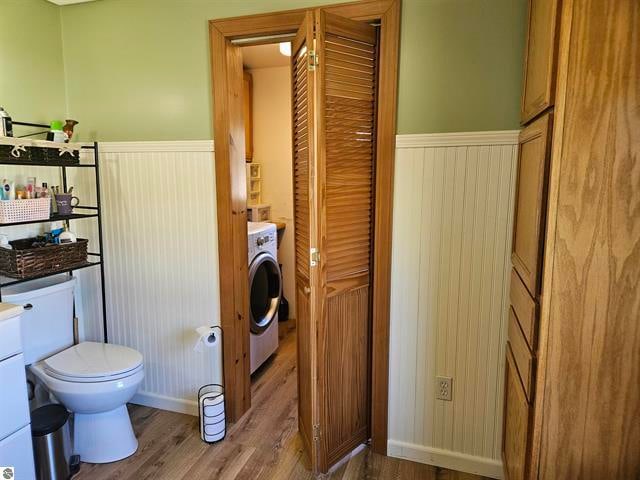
[2,275,75,365]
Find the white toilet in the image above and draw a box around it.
[4,276,144,464]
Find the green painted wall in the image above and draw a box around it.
[60,0,343,141]
[56,0,525,141]
[0,0,67,131]
[397,0,526,134]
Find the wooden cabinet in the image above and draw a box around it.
[503,1,640,479]
[505,4,558,474]
[511,113,552,298]
[534,1,640,477]
[243,71,253,161]
[520,0,561,124]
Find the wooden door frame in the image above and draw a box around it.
[209,0,401,455]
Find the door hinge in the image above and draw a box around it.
[312,424,321,442]
[308,50,319,71]
[310,247,320,267]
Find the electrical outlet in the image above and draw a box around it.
[436,376,453,401]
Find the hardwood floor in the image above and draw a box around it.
[75,329,490,479]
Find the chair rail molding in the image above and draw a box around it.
[100,140,214,153]
[396,131,519,148]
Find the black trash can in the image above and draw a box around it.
[278,263,289,322]
[31,404,79,480]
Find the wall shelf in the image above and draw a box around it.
[0,162,96,167]
[0,212,99,228]
[0,261,102,288]
[0,141,109,342]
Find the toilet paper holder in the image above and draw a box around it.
[194,325,222,352]
[197,325,225,444]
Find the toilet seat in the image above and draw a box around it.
[43,341,143,383]
[43,363,144,383]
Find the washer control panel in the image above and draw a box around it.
[255,234,273,247]
[248,222,278,263]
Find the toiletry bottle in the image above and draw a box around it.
[38,182,49,199]
[49,221,65,244]
[26,177,36,199]
[1,179,8,201]
[59,227,77,244]
[0,107,13,137]
[2,180,16,201]
[47,121,68,143]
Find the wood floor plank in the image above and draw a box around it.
[74,329,491,480]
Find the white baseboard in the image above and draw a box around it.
[131,391,198,417]
[387,440,503,479]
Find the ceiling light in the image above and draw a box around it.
[279,42,292,57]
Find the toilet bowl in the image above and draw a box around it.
[29,342,144,463]
[4,275,145,464]
[29,341,144,464]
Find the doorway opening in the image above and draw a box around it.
[209,1,400,473]
[241,42,297,380]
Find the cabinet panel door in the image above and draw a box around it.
[503,346,531,480]
[512,113,552,297]
[510,269,538,350]
[243,71,253,161]
[521,0,561,124]
[508,310,535,401]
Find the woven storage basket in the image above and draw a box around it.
[0,138,80,165]
[0,238,89,279]
[0,199,51,224]
[0,137,32,163]
[32,140,80,165]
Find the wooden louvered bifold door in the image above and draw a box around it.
[315,10,378,471]
[291,11,318,471]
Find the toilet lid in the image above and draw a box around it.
[44,342,143,379]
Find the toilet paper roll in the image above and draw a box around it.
[194,326,219,352]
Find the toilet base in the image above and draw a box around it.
[73,405,138,463]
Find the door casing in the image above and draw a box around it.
[209,0,401,455]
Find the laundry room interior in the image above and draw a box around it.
[0,1,637,480]
[241,42,297,375]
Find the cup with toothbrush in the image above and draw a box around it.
[54,186,79,215]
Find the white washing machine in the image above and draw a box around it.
[248,222,281,374]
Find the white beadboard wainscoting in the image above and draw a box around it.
[64,131,517,455]
[388,131,519,479]
[71,141,221,416]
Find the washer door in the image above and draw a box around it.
[249,253,282,334]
